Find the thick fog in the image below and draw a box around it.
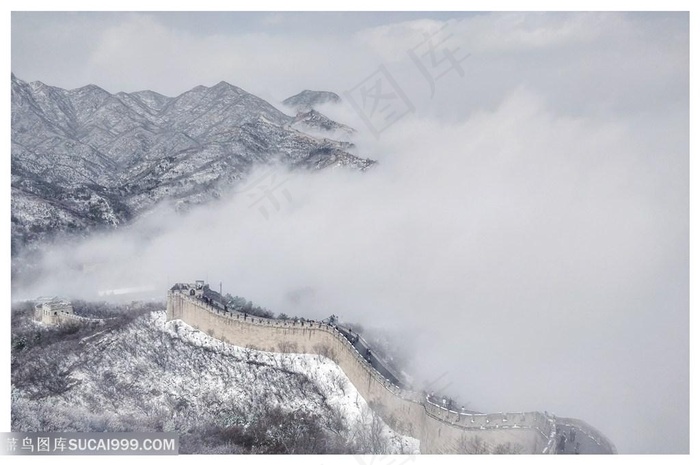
[10,11,689,453]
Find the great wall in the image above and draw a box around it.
[33,297,105,326]
[166,283,617,454]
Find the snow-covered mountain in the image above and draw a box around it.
[11,304,418,454]
[10,75,374,254]
[289,109,356,140]
[283,90,341,112]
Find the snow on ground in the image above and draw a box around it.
[159,312,420,453]
[12,310,419,454]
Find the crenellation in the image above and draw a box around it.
[165,283,614,454]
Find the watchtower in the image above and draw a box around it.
[170,280,208,298]
[33,297,74,325]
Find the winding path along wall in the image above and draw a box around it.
[167,291,558,453]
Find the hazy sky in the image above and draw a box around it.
[10,11,689,454]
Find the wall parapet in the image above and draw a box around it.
[554,417,618,454]
[423,397,558,453]
[425,399,546,432]
[167,289,562,453]
[170,291,414,399]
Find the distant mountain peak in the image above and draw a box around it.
[76,83,101,91]
[290,109,356,139]
[68,83,110,97]
[283,90,341,112]
[29,80,48,90]
[213,80,234,88]
[10,75,374,254]
[209,80,246,96]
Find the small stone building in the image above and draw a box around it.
[34,297,74,325]
[170,280,206,298]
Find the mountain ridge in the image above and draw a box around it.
[283,89,341,112]
[11,75,375,255]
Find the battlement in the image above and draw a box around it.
[33,297,111,326]
[166,285,575,453]
[168,290,409,394]
[166,288,558,452]
[34,297,75,325]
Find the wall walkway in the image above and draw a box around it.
[167,291,612,454]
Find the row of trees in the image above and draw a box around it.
[224,294,275,318]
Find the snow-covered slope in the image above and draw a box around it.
[11,75,374,253]
[11,307,418,454]
[289,109,356,141]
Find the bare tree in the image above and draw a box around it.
[313,343,337,363]
[278,341,298,353]
[353,403,390,454]
[328,370,348,395]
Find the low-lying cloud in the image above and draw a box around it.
[13,87,688,453]
[11,11,688,454]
